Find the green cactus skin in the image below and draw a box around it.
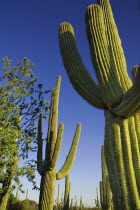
[63,173,70,210]
[100,145,111,210]
[59,0,140,209]
[37,76,81,210]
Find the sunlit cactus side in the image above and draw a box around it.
[37,76,81,210]
[63,173,70,210]
[59,0,140,209]
[100,145,112,210]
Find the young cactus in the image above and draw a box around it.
[79,196,84,210]
[59,0,140,209]
[95,188,100,208]
[37,76,81,210]
[63,173,70,210]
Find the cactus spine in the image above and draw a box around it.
[37,76,81,210]
[100,145,111,210]
[59,0,140,209]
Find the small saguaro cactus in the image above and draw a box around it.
[95,188,100,209]
[79,196,84,210]
[59,0,140,209]
[70,198,73,210]
[37,76,81,210]
[63,173,71,210]
[100,145,111,210]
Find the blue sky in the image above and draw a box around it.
[0,0,140,207]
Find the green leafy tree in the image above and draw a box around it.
[0,57,50,209]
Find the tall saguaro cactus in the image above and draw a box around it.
[59,0,140,209]
[37,76,81,210]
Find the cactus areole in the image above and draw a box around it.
[59,0,140,209]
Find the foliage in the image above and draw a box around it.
[6,192,38,210]
[0,57,50,208]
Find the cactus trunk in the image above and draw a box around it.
[104,110,140,209]
[39,169,56,210]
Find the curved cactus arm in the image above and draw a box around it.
[59,22,105,109]
[46,76,61,161]
[85,5,125,108]
[97,0,132,91]
[112,66,140,117]
[50,123,64,169]
[56,123,81,180]
[37,114,43,175]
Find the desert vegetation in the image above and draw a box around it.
[0,0,140,209]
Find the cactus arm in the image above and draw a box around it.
[37,114,43,175]
[50,123,64,169]
[59,22,105,109]
[98,0,132,91]
[112,66,140,117]
[46,76,61,161]
[56,123,81,180]
[85,5,124,108]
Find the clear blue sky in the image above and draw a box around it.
[0,0,140,207]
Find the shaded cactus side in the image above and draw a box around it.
[37,76,81,210]
[59,0,140,209]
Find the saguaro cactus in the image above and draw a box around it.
[63,173,70,210]
[100,145,111,210]
[95,188,100,209]
[37,76,81,210]
[59,0,140,209]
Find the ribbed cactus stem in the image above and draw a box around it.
[37,76,81,210]
[59,0,140,208]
